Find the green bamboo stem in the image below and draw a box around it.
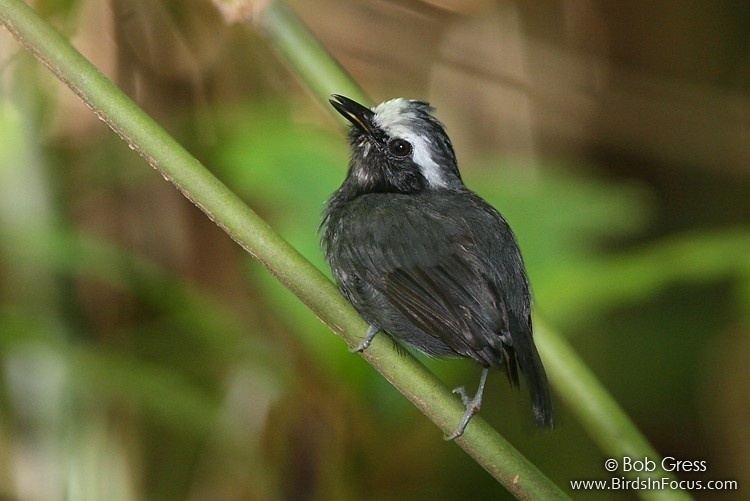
[259,1,369,111]
[534,320,690,501]
[0,1,567,498]
[254,2,689,500]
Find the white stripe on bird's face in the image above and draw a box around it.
[372,99,447,188]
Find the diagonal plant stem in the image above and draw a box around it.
[257,1,370,111]
[251,2,690,500]
[0,0,567,499]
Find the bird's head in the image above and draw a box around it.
[330,95,462,195]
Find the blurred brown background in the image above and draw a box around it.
[0,0,748,499]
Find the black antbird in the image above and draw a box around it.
[322,95,552,439]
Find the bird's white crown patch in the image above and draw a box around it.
[371,98,447,188]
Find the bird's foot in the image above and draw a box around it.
[445,393,482,441]
[350,324,380,353]
[445,368,490,441]
[451,386,473,407]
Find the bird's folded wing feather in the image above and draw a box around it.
[343,208,511,364]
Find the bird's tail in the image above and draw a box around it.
[511,317,553,428]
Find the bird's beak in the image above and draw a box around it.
[329,94,376,136]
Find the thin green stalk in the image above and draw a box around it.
[259,1,369,111]
[0,1,566,499]
[534,320,689,501]
[253,2,690,500]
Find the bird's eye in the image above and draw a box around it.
[387,138,413,158]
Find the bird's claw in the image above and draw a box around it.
[444,368,490,441]
[451,386,472,407]
[349,324,380,353]
[349,338,372,353]
[445,394,481,441]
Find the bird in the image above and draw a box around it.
[321,94,552,440]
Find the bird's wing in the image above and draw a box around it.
[340,202,514,368]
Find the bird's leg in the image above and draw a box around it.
[350,324,380,353]
[445,367,490,440]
